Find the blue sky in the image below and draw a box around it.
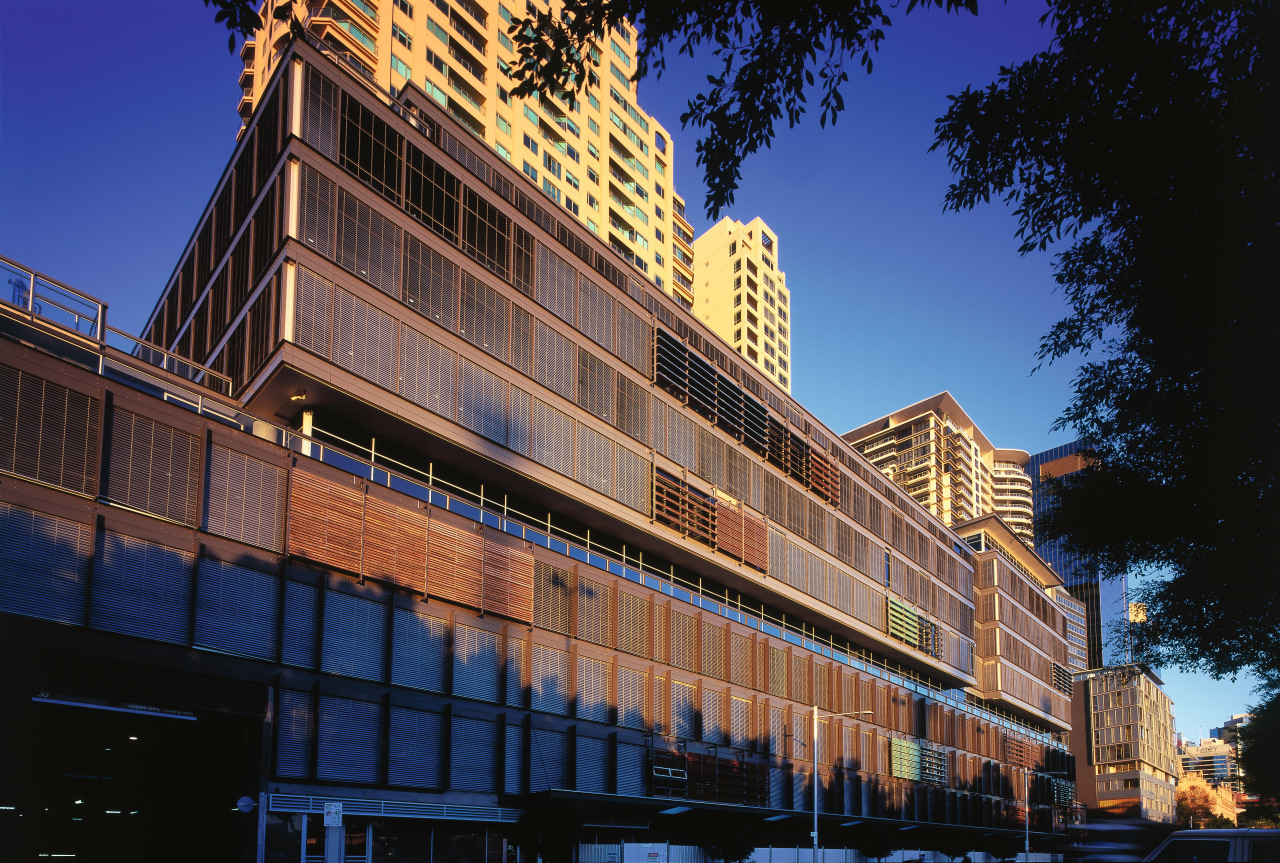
[0,0,1259,733]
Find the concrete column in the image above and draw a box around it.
[324,824,344,863]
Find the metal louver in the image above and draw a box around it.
[0,502,91,626]
[91,531,193,646]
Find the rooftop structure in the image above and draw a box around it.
[691,217,791,393]
[843,393,1034,543]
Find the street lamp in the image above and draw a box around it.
[811,705,874,863]
[1023,769,1069,862]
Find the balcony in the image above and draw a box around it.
[240,37,256,64]
[238,87,255,118]
[448,41,485,83]
[449,10,487,56]
[239,65,255,89]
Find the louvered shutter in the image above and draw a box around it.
[317,694,383,784]
[617,592,649,658]
[575,422,614,497]
[670,612,696,671]
[730,634,751,687]
[576,735,607,792]
[193,558,279,661]
[508,386,532,457]
[281,579,318,668]
[614,305,651,376]
[654,675,667,734]
[576,277,614,352]
[533,561,572,633]
[505,722,526,793]
[0,502,90,625]
[614,374,649,445]
[336,188,402,296]
[106,409,200,525]
[91,531,193,645]
[276,689,314,777]
[613,446,649,515]
[576,349,613,421]
[534,321,576,401]
[403,233,458,331]
[294,267,333,356]
[391,606,447,691]
[302,64,339,160]
[530,727,567,791]
[769,767,787,809]
[362,494,428,592]
[702,689,726,744]
[507,637,527,706]
[426,517,483,608]
[531,643,570,715]
[203,445,286,552]
[388,706,442,788]
[702,621,726,680]
[458,358,508,445]
[450,715,498,791]
[321,590,387,682]
[299,164,334,257]
[453,624,501,702]
[666,410,696,470]
[769,707,786,756]
[399,324,456,418]
[730,696,751,748]
[577,655,609,722]
[287,469,363,573]
[535,243,577,325]
[0,364,100,496]
[332,289,397,389]
[769,649,788,698]
[510,304,533,375]
[618,667,647,730]
[617,743,647,796]
[577,576,611,646]
[531,400,574,476]
[671,681,696,739]
[649,400,666,454]
[458,272,509,361]
[483,536,534,623]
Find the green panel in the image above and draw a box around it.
[888,597,919,645]
[891,737,921,781]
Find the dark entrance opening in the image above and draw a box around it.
[4,698,262,862]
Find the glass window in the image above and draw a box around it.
[496,115,512,135]
[496,143,511,162]
[394,0,414,16]
[523,161,538,182]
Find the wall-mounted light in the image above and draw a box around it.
[290,389,307,402]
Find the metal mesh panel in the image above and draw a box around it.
[403,233,457,331]
[702,621,726,680]
[617,592,649,657]
[535,320,576,401]
[508,386,532,456]
[614,445,649,514]
[531,400,574,476]
[399,324,456,418]
[614,304,651,376]
[332,289,397,389]
[649,399,666,454]
[510,304,533,375]
[577,656,610,723]
[618,666,647,729]
[702,689,726,744]
[576,349,613,421]
[666,409,697,470]
[458,271,509,361]
[295,267,333,355]
[670,611,697,671]
[457,358,508,445]
[302,64,339,161]
[614,374,649,445]
[299,164,334,258]
[531,643,570,715]
[577,575,611,646]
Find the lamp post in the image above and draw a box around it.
[1023,769,1070,862]
[811,706,874,863]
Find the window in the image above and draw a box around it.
[498,2,511,21]
[523,133,539,155]
[565,171,580,190]
[655,183,665,198]
[496,143,512,162]
[778,341,788,355]
[764,325,774,340]
[497,85,511,105]
[765,359,775,373]
[588,194,599,211]
[747,311,757,327]
[764,292,775,307]
[587,168,599,184]
[779,324,788,338]
[747,346,758,362]
[543,151,562,179]
[523,161,538,182]
[655,133,667,153]
[524,105,538,124]
[391,54,412,78]
[733,276,741,289]
[734,259,742,273]
[499,32,513,51]
[779,309,788,323]
[729,241,737,255]
[426,16,448,44]
[587,142,599,159]
[733,311,741,324]
[566,144,579,163]
[564,198,579,216]
[733,328,741,342]
[654,252,663,266]
[654,206,663,220]
[588,93,600,110]
[654,227,663,241]
[733,293,741,307]
[587,117,601,136]
[610,63,630,90]
[394,0,413,16]
[392,24,412,49]
[613,22,631,44]
[611,39,630,67]
[655,159,666,176]
[425,47,447,76]
[764,343,775,357]
[496,115,512,135]
[778,374,787,388]
[779,357,788,371]
[497,58,512,77]
[543,179,561,203]
[587,219,599,235]
[424,79,447,106]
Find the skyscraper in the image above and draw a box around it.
[238,0,689,301]
[1027,441,1128,669]
[843,393,1035,542]
[691,216,792,393]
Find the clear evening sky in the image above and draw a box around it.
[0,0,1260,734]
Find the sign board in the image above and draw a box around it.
[323,802,343,827]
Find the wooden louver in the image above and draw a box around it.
[808,450,841,505]
[653,469,715,548]
[362,494,428,593]
[427,517,483,609]
[287,469,363,573]
[483,538,534,623]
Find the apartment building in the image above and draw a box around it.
[1028,441,1129,669]
[1,38,1081,861]
[1053,588,1090,672]
[691,217,792,393]
[1071,664,1179,823]
[843,393,1035,543]
[238,0,688,301]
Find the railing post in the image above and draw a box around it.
[27,271,36,316]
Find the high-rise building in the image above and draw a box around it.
[1210,714,1251,749]
[0,38,1080,861]
[1180,738,1245,794]
[842,393,1034,542]
[1028,441,1129,669]
[691,217,792,393]
[1053,587,1090,672]
[1070,664,1179,823]
[238,0,689,301]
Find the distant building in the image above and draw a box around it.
[843,393,1034,542]
[1176,772,1239,825]
[1028,441,1129,669]
[1181,738,1244,794]
[1053,588,1089,672]
[691,217,792,392]
[1211,714,1251,749]
[1071,664,1179,823]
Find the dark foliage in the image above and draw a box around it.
[506,0,977,216]
[845,823,902,862]
[507,797,583,863]
[934,0,1280,686]
[1239,697,1280,805]
[202,0,298,52]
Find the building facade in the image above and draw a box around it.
[690,217,791,393]
[1070,665,1178,824]
[1,38,1078,862]
[239,0,690,303]
[1180,739,1244,795]
[1028,441,1129,669]
[842,393,1035,543]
